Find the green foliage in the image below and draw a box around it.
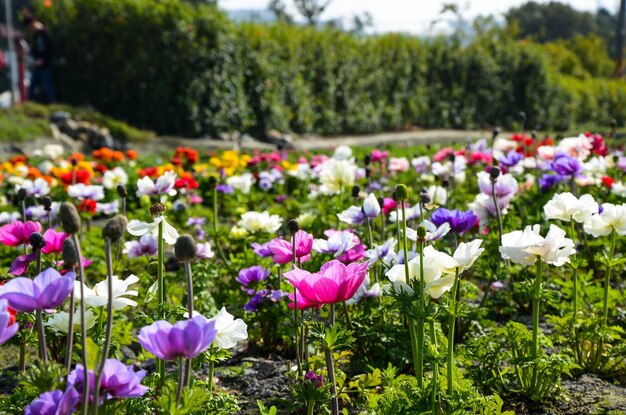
[34,0,626,137]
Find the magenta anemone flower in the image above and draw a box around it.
[0,220,42,247]
[268,230,313,264]
[42,229,69,255]
[25,388,79,415]
[138,316,217,360]
[0,268,75,312]
[283,260,368,307]
[0,299,18,345]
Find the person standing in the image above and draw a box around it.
[22,11,56,103]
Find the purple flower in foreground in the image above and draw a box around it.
[430,208,478,234]
[138,316,217,360]
[68,359,148,401]
[552,154,582,177]
[0,268,75,312]
[0,299,18,346]
[25,388,79,415]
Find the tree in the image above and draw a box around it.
[268,0,294,24]
[293,0,332,26]
[351,11,373,35]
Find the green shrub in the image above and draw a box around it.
[35,0,626,137]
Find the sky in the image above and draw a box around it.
[220,0,620,35]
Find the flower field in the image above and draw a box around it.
[0,132,625,414]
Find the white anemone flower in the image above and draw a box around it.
[237,211,282,234]
[543,193,598,225]
[103,167,129,189]
[136,171,177,197]
[500,224,575,267]
[46,309,97,333]
[226,173,255,194]
[74,274,140,310]
[583,203,626,237]
[127,216,180,245]
[210,307,248,349]
[318,158,357,195]
[67,183,105,201]
[16,178,50,198]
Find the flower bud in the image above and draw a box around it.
[29,232,46,250]
[442,178,449,189]
[417,226,427,239]
[492,128,500,140]
[362,193,381,218]
[363,154,371,166]
[174,235,197,262]
[287,219,300,235]
[150,202,166,217]
[351,185,360,199]
[16,188,27,202]
[59,202,81,234]
[489,166,501,181]
[42,196,52,211]
[71,158,78,167]
[62,238,79,267]
[448,153,455,163]
[116,184,127,198]
[206,176,218,189]
[102,215,128,241]
[419,192,431,205]
[394,184,409,201]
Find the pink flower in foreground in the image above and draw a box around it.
[268,230,313,264]
[0,221,42,247]
[283,260,368,308]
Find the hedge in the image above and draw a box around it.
[36,0,626,137]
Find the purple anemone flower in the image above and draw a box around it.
[552,154,582,177]
[236,266,269,294]
[498,151,523,167]
[123,234,158,258]
[430,208,478,234]
[251,242,273,258]
[68,359,148,401]
[138,316,217,360]
[0,268,75,312]
[216,184,234,194]
[538,174,563,192]
[0,299,18,346]
[25,388,79,415]
[243,290,267,312]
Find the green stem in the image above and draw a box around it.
[36,310,48,364]
[176,357,185,406]
[307,401,315,415]
[602,230,617,324]
[447,268,460,395]
[73,235,89,415]
[325,304,339,415]
[401,202,421,384]
[92,239,115,415]
[429,319,438,414]
[530,259,543,392]
[208,344,215,393]
[157,220,165,386]
[417,240,425,389]
[366,218,373,249]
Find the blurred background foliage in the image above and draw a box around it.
[32,0,626,137]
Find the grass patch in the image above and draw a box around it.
[0,102,156,143]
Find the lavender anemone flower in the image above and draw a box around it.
[68,359,148,401]
[313,230,358,257]
[236,266,269,294]
[337,206,366,225]
[430,208,478,234]
[0,299,18,346]
[552,153,582,177]
[138,316,217,360]
[216,184,234,194]
[0,268,75,312]
[365,238,397,266]
[25,388,79,415]
[251,242,273,258]
[498,151,523,167]
[123,234,158,258]
[243,290,267,312]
